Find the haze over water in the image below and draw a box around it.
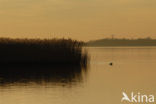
[0,47,156,104]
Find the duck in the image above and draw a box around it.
[109,62,113,66]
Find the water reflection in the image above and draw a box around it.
[0,65,88,87]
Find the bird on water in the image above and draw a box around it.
[109,62,113,66]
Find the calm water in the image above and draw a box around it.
[0,47,156,104]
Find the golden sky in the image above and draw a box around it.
[0,0,156,41]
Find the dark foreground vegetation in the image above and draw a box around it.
[0,65,88,86]
[86,37,156,47]
[0,38,88,67]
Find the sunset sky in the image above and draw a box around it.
[0,0,156,41]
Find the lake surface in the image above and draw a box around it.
[0,47,156,104]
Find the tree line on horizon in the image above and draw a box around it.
[86,37,156,46]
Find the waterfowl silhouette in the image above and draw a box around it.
[109,62,113,66]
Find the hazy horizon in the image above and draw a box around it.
[0,0,156,41]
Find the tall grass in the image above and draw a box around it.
[0,66,87,85]
[0,38,88,67]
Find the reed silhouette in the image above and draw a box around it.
[0,38,88,67]
[0,65,88,86]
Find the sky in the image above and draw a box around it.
[0,0,156,41]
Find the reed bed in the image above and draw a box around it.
[0,38,88,67]
[0,66,87,85]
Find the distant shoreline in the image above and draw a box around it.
[86,38,156,47]
[85,45,156,47]
[84,46,156,48]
